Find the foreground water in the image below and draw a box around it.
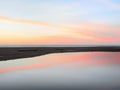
[0,52,120,90]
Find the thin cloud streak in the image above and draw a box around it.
[0,16,68,29]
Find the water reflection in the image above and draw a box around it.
[0,52,120,89]
[0,52,120,73]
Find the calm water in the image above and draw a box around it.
[0,52,120,90]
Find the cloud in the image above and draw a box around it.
[0,16,119,44]
[63,24,120,42]
[65,29,119,42]
[0,16,68,29]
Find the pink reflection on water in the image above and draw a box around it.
[0,52,120,73]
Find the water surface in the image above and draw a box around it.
[0,52,120,90]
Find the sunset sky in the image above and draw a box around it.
[0,1,120,88]
[0,0,120,45]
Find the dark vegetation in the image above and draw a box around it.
[0,46,120,61]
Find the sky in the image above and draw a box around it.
[0,0,120,45]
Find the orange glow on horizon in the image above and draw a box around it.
[0,16,119,44]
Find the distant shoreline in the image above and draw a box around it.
[0,46,120,61]
[0,44,120,47]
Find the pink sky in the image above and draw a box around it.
[0,0,120,45]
